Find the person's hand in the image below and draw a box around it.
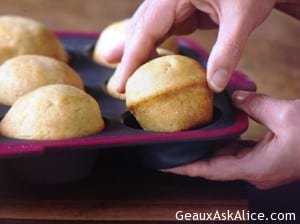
[99,0,278,93]
[163,91,300,189]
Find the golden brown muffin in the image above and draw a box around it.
[126,55,213,132]
[0,15,68,64]
[0,55,84,106]
[0,84,104,140]
[93,18,178,69]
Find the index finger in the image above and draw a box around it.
[112,0,178,93]
[163,144,252,181]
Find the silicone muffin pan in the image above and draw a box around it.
[0,33,249,182]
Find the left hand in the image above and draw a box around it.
[163,91,300,189]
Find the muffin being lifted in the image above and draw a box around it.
[0,84,105,140]
[126,55,213,132]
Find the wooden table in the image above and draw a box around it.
[0,149,248,222]
[0,0,299,222]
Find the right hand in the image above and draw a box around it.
[99,0,278,93]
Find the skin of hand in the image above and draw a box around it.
[100,0,279,93]
[97,0,300,189]
[163,92,300,189]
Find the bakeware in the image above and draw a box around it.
[0,33,249,182]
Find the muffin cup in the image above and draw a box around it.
[0,32,249,182]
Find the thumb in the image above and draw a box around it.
[232,91,286,131]
[207,17,251,93]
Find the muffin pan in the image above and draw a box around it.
[0,32,249,182]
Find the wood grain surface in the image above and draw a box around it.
[0,149,248,222]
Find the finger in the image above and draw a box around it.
[206,14,252,93]
[163,132,275,184]
[163,148,253,181]
[163,138,259,181]
[112,0,177,92]
[163,130,275,181]
[232,91,286,131]
[212,140,256,157]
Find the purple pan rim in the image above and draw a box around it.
[0,32,249,155]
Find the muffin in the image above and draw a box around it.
[0,15,68,64]
[126,55,213,132]
[0,55,84,105]
[0,84,105,140]
[93,18,178,68]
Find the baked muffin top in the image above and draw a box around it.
[0,84,104,140]
[126,55,207,106]
[0,15,68,64]
[0,55,83,105]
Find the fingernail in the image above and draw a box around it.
[232,90,250,104]
[210,69,230,92]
